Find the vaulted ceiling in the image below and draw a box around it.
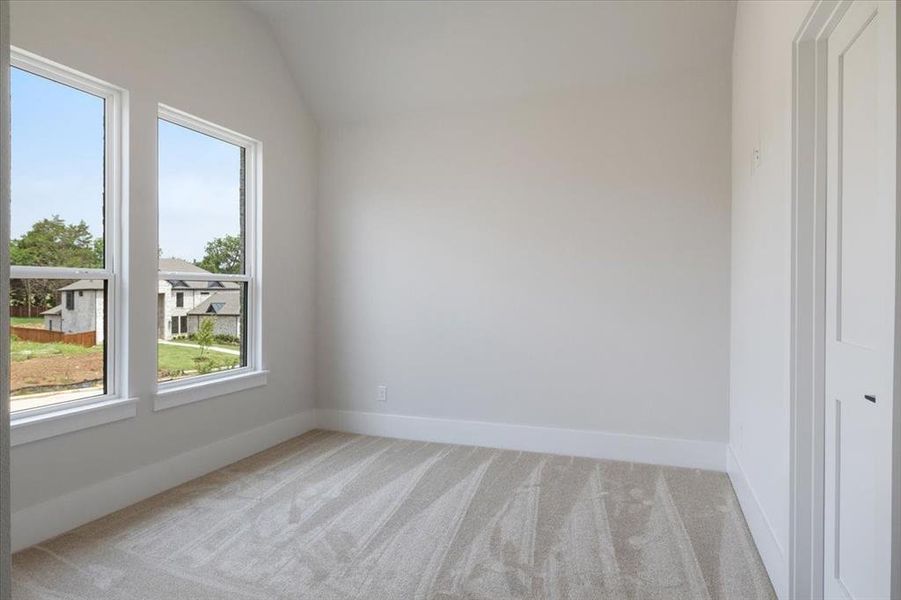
[247,1,736,125]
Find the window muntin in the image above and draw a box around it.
[9,53,122,415]
[156,106,258,388]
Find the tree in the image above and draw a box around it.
[11,216,99,269]
[93,238,104,267]
[9,217,98,316]
[195,318,215,358]
[195,235,242,274]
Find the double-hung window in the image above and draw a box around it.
[8,50,262,434]
[9,50,125,419]
[156,105,261,404]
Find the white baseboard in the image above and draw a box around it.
[727,445,787,600]
[317,409,727,471]
[12,409,317,552]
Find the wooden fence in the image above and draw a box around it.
[10,326,96,348]
[9,306,53,318]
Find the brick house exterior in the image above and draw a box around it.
[185,292,242,338]
[157,258,240,340]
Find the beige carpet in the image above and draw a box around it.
[12,430,775,599]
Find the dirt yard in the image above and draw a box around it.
[10,353,104,395]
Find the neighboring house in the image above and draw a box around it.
[157,258,240,340]
[41,279,105,344]
[186,292,242,338]
[41,258,240,343]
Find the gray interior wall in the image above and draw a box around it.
[317,67,732,442]
[730,0,814,579]
[895,5,901,598]
[8,0,316,515]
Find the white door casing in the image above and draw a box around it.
[824,1,897,598]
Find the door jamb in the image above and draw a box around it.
[789,2,846,599]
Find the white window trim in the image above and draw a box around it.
[154,104,264,411]
[11,396,138,447]
[9,48,131,445]
[154,369,268,411]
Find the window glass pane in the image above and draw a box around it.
[11,67,105,268]
[158,119,244,274]
[10,278,107,412]
[157,281,247,383]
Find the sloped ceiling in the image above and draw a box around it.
[246,0,736,125]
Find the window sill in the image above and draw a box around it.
[154,369,269,412]
[11,396,139,447]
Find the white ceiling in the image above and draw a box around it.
[247,0,736,125]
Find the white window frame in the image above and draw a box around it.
[9,48,135,445]
[154,104,265,411]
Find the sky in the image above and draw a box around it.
[11,66,242,265]
[158,119,241,262]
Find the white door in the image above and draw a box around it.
[824,1,897,598]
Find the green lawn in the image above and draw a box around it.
[11,334,239,380]
[157,343,240,379]
[11,337,237,366]
[11,317,45,329]
[10,338,101,362]
[170,337,240,351]
[170,341,240,353]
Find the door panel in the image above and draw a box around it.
[824,2,896,599]
[837,12,880,349]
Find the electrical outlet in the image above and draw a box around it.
[377,385,388,403]
[752,147,761,170]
